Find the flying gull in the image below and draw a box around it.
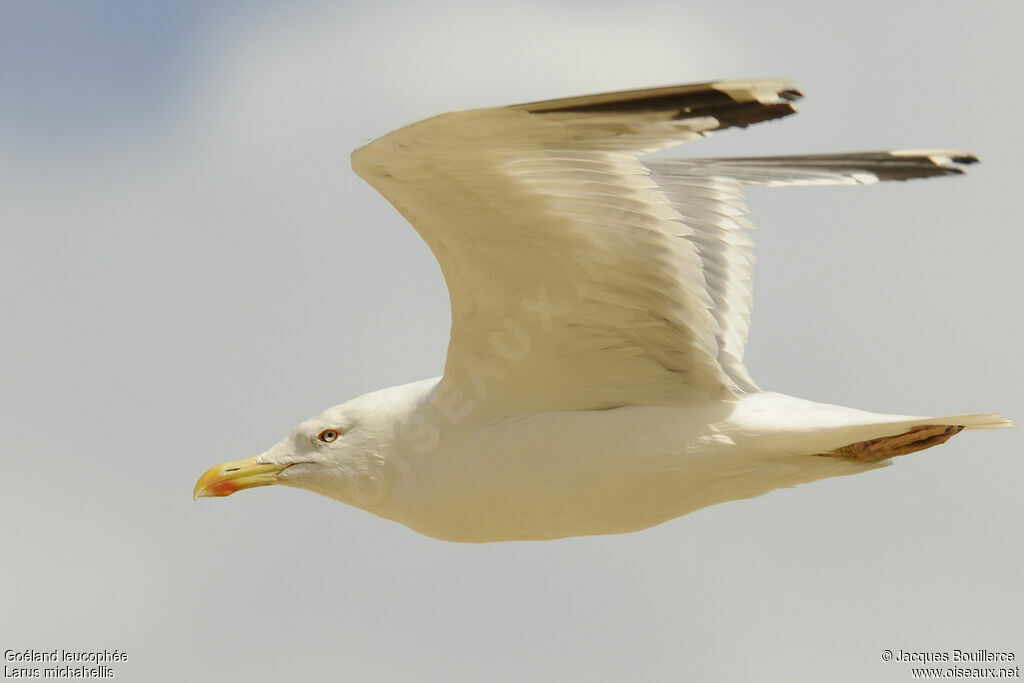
[194,79,1009,542]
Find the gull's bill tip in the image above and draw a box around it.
[193,455,287,500]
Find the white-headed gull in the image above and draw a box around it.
[194,79,1009,542]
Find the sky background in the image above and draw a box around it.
[2,1,1021,681]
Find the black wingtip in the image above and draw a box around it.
[514,79,802,133]
[779,88,804,102]
[879,150,980,181]
[703,101,797,130]
[953,153,980,165]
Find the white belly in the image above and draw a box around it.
[384,394,894,542]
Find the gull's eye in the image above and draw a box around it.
[317,428,341,443]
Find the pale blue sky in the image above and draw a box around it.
[0,2,202,137]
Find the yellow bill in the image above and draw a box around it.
[193,455,288,500]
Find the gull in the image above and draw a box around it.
[194,79,1009,542]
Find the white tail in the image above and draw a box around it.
[913,413,1014,430]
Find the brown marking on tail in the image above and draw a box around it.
[817,425,965,464]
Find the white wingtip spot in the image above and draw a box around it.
[889,149,973,167]
[712,80,795,105]
[851,172,880,185]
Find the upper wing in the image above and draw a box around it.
[352,79,799,411]
[350,80,974,412]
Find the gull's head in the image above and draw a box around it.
[194,389,401,511]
